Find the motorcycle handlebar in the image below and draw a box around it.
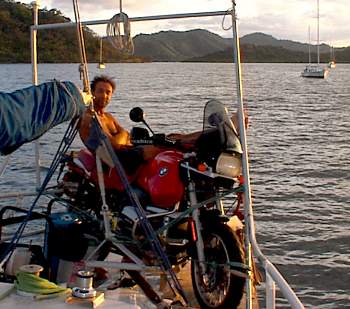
[131,133,177,147]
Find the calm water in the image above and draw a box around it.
[0,63,349,308]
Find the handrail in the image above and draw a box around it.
[31,10,231,31]
[229,1,304,308]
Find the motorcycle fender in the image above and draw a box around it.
[227,215,244,232]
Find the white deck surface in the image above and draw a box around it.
[0,283,154,309]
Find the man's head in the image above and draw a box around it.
[91,75,116,112]
[91,75,116,92]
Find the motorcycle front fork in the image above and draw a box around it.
[187,180,207,276]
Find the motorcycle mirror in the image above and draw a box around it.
[129,107,145,123]
[129,107,155,135]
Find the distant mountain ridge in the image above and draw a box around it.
[133,30,349,63]
[133,29,230,61]
[240,32,346,54]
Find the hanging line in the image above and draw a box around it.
[72,0,90,93]
[222,8,233,31]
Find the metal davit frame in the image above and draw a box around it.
[28,0,305,308]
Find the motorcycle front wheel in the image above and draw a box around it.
[191,223,246,309]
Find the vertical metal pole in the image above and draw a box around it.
[230,1,253,308]
[120,0,123,13]
[31,0,40,188]
[266,272,276,309]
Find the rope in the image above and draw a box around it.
[106,12,134,55]
[15,272,70,298]
[222,8,233,31]
[72,0,90,93]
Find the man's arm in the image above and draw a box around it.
[231,110,248,135]
[79,109,93,144]
[167,111,248,145]
[79,110,131,150]
[103,114,131,149]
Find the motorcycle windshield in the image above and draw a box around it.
[203,99,242,154]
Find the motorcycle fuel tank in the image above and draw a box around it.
[137,150,184,209]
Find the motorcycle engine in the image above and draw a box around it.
[61,171,100,212]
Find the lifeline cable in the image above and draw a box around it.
[89,117,188,305]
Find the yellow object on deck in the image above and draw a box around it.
[15,271,71,299]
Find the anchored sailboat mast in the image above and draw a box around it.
[317,0,320,64]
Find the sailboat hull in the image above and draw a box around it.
[301,66,329,78]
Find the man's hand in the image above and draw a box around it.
[231,110,248,135]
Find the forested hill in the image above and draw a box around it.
[185,44,350,63]
[0,0,144,63]
[133,29,231,62]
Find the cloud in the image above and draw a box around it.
[23,0,350,46]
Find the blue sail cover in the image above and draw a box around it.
[0,80,85,155]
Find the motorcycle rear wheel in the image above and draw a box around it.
[191,224,245,309]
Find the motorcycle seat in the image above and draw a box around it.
[73,148,140,191]
[75,148,96,172]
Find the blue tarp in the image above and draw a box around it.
[0,80,85,155]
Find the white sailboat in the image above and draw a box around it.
[301,0,329,78]
[98,38,106,69]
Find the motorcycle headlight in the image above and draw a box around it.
[216,153,242,178]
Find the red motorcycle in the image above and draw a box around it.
[57,99,246,308]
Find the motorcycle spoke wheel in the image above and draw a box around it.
[191,224,245,309]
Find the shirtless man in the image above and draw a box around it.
[79,75,248,163]
[79,75,130,149]
[79,75,165,174]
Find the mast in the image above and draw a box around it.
[308,25,311,65]
[317,0,320,64]
[100,38,102,62]
[31,0,41,187]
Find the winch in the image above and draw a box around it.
[72,270,96,298]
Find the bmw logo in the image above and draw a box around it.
[159,167,168,176]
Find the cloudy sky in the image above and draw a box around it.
[23,0,349,47]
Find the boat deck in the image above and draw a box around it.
[0,262,259,308]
